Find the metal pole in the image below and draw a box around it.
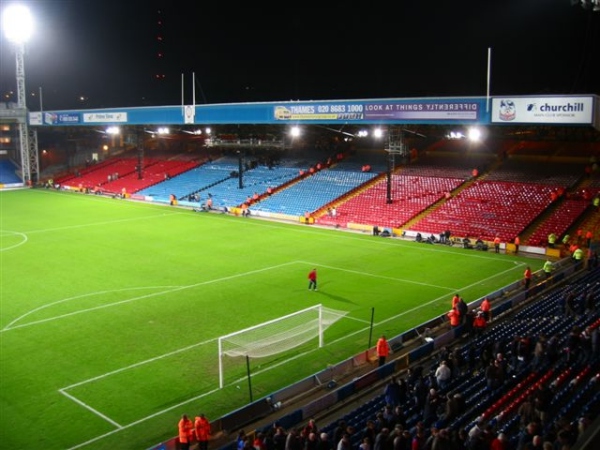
[238,151,243,189]
[246,355,253,403]
[486,47,492,114]
[367,307,375,361]
[386,152,393,204]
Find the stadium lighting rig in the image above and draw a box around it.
[2,2,36,183]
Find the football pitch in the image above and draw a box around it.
[0,189,545,450]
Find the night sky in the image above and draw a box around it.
[1,0,599,111]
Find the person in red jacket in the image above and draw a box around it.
[308,268,317,291]
[195,413,211,450]
[451,293,460,309]
[523,266,532,290]
[494,236,501,254]
[376,335,390,366]
[480,297,491,321]
[178,414,195,450]
[473,312,487,338]
[447,308,461,328]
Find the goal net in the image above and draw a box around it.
[218,304,348,388]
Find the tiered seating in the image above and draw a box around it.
[201,165,300,209]
[255,169,376,216]
[137,159,238,202]
[526,198,590,246]
[56,158,139,190]
[0,159,21,183]
[484,159,583,187]
[409,180,557,241]
[317,175,464,229]
[137,158,301,207]
[101,159,200,195]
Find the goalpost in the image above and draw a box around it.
[217,304,348,388]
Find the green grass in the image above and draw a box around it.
[0,189,545,449]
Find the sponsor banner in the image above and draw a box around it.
[29,111,42,125]
[29,111,81,125]
[83,112,128,123]
[273,101,480,122]
[184,105,195,124]
[40,112,81,125]
[491,96,593,124]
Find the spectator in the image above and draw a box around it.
[373,428,389,450]
[358,437,371,450]
[533,384,552,426]
[485,360,501,390]
[303,419,319,441]
[254,432,267,450]
[273,427,288,450]
[286,428,303,450]
[422,389,440,426]
[441,392,465,424]
[384,376,402,408]
[434,361,452,390]
[532,334,547,370]
[518,395,539,429]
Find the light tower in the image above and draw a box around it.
[2,3,37,184]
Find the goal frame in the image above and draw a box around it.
[217,304,328,389]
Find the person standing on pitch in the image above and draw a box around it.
[308,268,318,291]
[376,335,390,366]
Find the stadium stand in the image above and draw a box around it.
[0,158,21,184]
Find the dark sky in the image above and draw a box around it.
[1,0,599,110]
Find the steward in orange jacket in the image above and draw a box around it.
[473,312,487,337]
[178,414,195,450]
[194,413,211,450]
[447,308,460,328]
[480,298,491,321]
[376,335,390,367]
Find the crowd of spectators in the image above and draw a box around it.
[233,277,600,450]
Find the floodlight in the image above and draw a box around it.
[2,3,34,44]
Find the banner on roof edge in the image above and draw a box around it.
[491,96,594,125]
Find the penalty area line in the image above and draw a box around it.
[59,388,122,429]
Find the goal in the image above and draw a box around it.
[217,304,347,388]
